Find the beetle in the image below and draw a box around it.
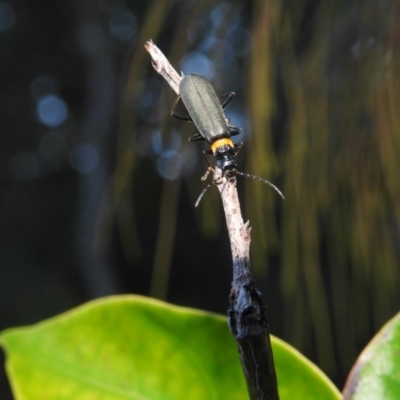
[171,73,242,179]
[171,73,284,205]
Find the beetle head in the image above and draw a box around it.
[214,144,237,179]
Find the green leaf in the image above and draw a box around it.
[343,311,400,399]
[1,295,340,400]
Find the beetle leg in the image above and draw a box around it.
[202,149,213,165]
[201,167,214,181]
[233,142,243,157]
[200,151,214,181]
[201,150,215,170]
[171,95,192,121]
[201,150,225,185]
[228,125,241,136]
[189,133,205,142]
[172,112,192,121]
[219,92,236,109]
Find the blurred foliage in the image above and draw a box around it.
[113,0,400,384]
[343,310,400,399]
[0,296,341,400]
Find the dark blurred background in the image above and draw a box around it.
[1,0,400,398]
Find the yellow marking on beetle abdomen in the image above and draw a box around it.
[211,138,233,154]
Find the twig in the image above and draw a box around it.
[145,40,280,400]
[144,40,181,94]
[214,168,279,400]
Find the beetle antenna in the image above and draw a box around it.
[201,167,214,181]
[195,184,212,207]
[236,171,285,200]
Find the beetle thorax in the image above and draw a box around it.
[213,143,238,179]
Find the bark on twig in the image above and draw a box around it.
[214,168,279,400]
[144,40,181,94]
[145,40,279,400]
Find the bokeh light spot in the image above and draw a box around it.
[36,94,68,127]
[69,144,99,174]
[78,22,105,54]
[109,8,137,41]
[157,150,183,180]
[151,130,163,155]
[210,2,231,27]
[180,52,215,79]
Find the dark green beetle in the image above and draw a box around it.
[171,73,242,179]
[171,73,284,203]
